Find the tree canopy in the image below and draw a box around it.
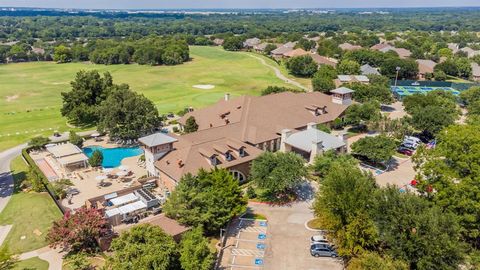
[108,224,178,270]
[97,87,161,140]
[47,207,109,253]
[179,227,215,270]
[163,169,247,234]
[285,55,318,77]
[250,151,308,195]
[351,135,397,164]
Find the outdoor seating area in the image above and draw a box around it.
[29,137,148,210]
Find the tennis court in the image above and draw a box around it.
[392,86,460,99]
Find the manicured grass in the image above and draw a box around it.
[0,46,296,151]
[306,218,323,230]
[14,257,49,270]
[0,156,62,254]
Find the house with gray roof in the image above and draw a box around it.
[360,64,380,76]
[280,123,346,163]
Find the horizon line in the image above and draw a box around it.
[2,6,480,11]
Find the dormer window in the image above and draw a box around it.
[225,151,233,161]
[239,147,246,157]
[210,155,218,166]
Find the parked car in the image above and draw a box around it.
[310,243,338,258]
[397,147,414,156]
[311,235,330,245]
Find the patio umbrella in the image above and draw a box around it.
[118,165,129,171]
[95,175,108,181]
[116,171,128,177]
[102,168,113,174]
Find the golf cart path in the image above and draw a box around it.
[246,54,311,92]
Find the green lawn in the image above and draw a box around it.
[14,257,49,270]
[0,156,62,254]
[0,46,296,151]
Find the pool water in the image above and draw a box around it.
[83,146,144,168]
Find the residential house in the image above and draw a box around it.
[460,47,480,58]
[270,41,297,59]
[379,47,412,59]
[448,43,459,54]
[283,48,309,58]
[243,37,262,48]
[140,91,352,191]
[339,43,362,51]
[254,42,275,53]
[280,122,347,164]
[472,62,480,82]
[335,75,370,87]
[213,38,224,46]
[309,53,338,68]
[370,43,393,51]
[416,59,437,80]
[360,64,380,76]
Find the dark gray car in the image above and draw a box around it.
[310,244,338,258]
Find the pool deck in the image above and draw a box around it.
[30,137,147,210]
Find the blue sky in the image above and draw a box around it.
[0,0,479,9]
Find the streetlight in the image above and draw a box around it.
[394,66,401,87]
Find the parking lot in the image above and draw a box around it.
[221,218,269,269]
[219,182,344,270]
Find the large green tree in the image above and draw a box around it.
[61,70,114,126]
[285,55,318,77]
[312,150,358,178]
[163,169,247,234]
[250,152,308,195]
[108,224,178,270]
[337,59,361,75]
[179,227,215,270]
[97,86,161,140]
[313,162,378,257]
[183,116,199,133]
[53,45,72,63]
[374,188,465,270]
[351,135,397,164]
[413,124,480,245]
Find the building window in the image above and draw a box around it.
[231,170,246,183]
[239,147,246,157]
[226,151,233,161]
[210,156,218,166]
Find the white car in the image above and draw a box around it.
[311,235,329,244]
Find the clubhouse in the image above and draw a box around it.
[139,89,353,191]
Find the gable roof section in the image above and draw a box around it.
[416,59,437,74]
[179,92,349,145]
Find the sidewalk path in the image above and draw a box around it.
[246,54,311,92]
[19,246,64,270]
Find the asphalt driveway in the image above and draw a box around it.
[248,182,344,270]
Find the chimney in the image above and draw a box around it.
[225,93,230,101]
[279,129,292,152]
[307,122,317,130]
[309,140,323,164]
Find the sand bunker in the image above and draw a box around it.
[193,84,215,90]
[5,95,18,102]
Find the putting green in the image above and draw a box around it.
[0,46,298,150]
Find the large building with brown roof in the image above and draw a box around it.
[139,91,351,191]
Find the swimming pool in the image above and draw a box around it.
[83,146,144,168]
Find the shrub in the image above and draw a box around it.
[88,150,103,167]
